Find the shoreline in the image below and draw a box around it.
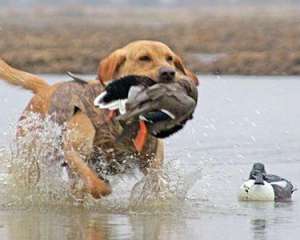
[1,7,299,75]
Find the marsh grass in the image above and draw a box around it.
[0,7,299,75]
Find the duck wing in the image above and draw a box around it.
[119,81,197,125]
[104,75,155,100]
[94,75,155,114]
[117,84,172,122]
[264,174,284,183]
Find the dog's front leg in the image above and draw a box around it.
[139,139,164,175]
[132,139,169,199]
[64,111,111,199]
[151,139,164,169]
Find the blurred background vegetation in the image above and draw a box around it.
[0,0,299,75]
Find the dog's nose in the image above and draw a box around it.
[159,67,176,82]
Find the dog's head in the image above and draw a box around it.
[97,40,198,85]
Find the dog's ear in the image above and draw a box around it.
[98,49,126,83]
[174,55,199,86]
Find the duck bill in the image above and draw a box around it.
[254,173,265,185]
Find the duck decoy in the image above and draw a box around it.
[238,162,296,201]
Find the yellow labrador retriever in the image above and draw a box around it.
[0,40,198,199]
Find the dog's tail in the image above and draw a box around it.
[0,58,49,93]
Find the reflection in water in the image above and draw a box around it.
[4,208,109,240]
[130,214,188,240]
[2,207,190,240]
[251,218,267,240]
[248,201,295,240]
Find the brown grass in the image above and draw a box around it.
[0,7,300,75]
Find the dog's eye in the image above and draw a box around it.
[139,55,151,62]
[166,56,173,62]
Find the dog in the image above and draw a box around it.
[0,40,198,199]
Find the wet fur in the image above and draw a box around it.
[0,40,198,199]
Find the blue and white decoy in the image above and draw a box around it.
[238,163,296,201]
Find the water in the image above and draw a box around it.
[0,75,299,240]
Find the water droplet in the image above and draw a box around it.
[250,136,256,142]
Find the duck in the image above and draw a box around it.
[94,75,198,151]
[238,162,296,202]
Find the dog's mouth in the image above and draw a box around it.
[158,75,175,83]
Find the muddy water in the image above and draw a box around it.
[0,75,299,240]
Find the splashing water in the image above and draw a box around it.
[0,112,72,208]
[0,112,203,212]
[128,162,203,213]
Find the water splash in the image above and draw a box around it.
[128,160,202,213]
[0,112,73,208]
[0,112,203,213]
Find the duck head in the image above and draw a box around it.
[249,162,267,185]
